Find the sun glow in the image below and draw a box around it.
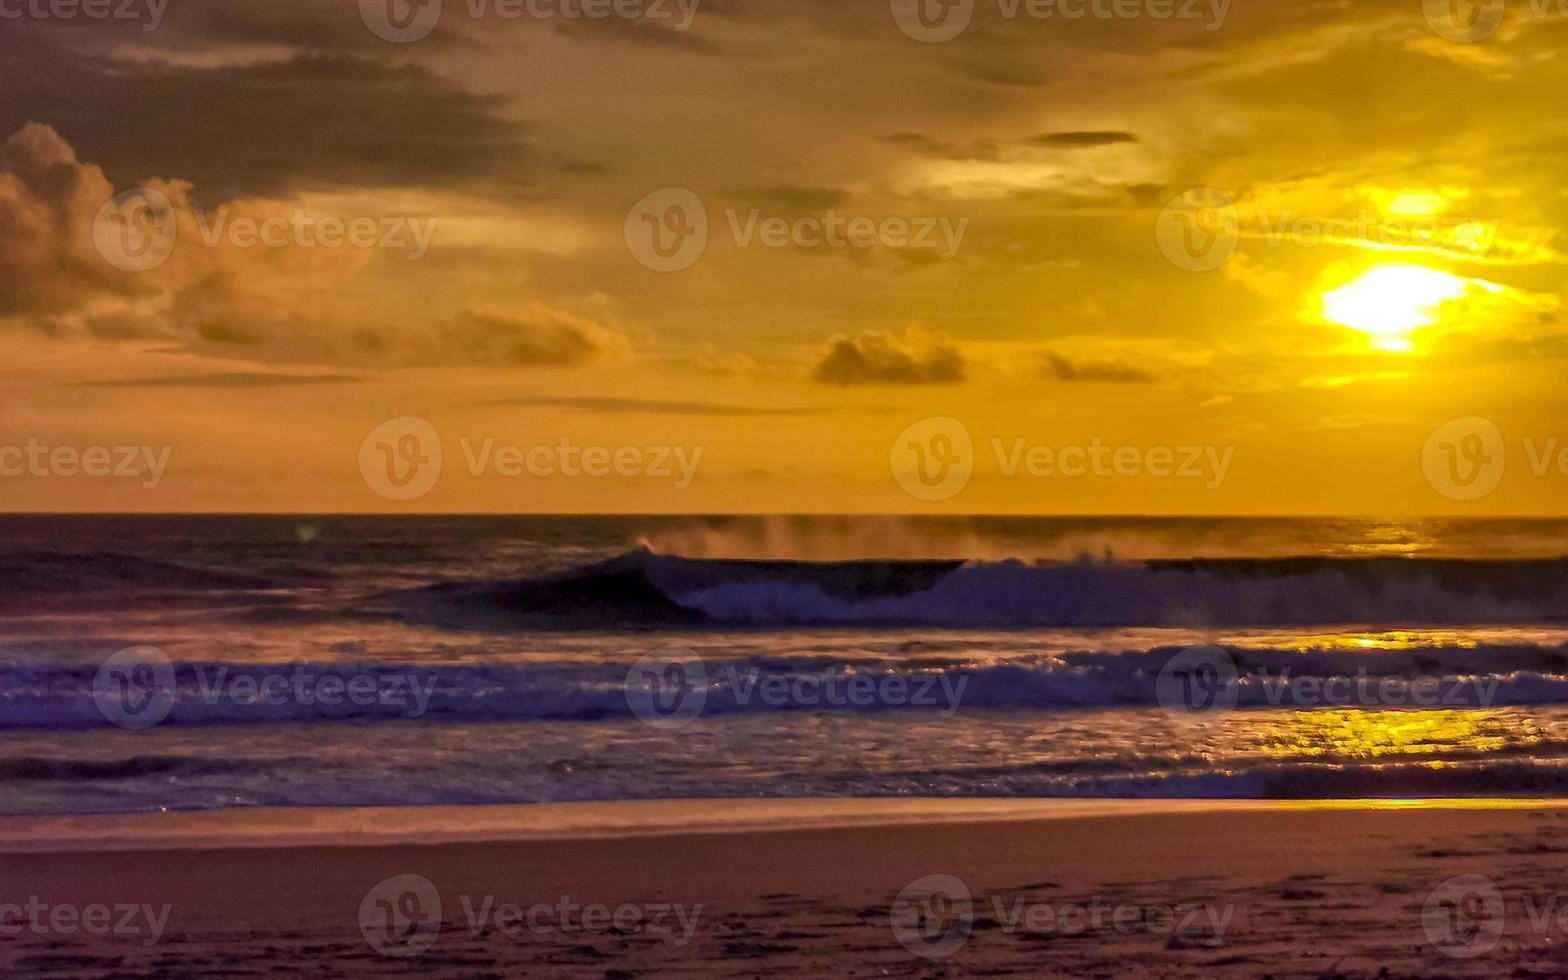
[1319,264,1472,351]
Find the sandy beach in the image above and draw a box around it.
[3,799,1566,978]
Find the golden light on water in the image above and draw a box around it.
[1239,630,1486,651]
[1320,264,1474,352]
[1252,710,1520,760]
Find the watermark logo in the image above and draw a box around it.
[1422,0,1506,42]
[360,417,444,501]
[626,188,708,272]
[891,874,973,959]
[1422,417,1506,501]
[624,648,708,730]
[891,417,975,502]
[1423,875,1505,957]
[93,646,177,730]
[1156,188,1239,272]
[93,188,176,273]
[360,0,444,42]
[890,0,975,41]
[360,874,443,957]
[1155,645,1239,723]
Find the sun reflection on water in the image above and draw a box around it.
[1244,709,1535,761]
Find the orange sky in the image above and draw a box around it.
[0,0,1565,514]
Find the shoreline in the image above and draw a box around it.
[6,795,1568,853]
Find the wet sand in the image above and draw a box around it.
[2,799,1565,978]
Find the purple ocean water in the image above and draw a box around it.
[4,515,1568,815]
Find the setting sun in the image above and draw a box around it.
[1320,265,1473,352]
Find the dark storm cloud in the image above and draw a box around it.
[3,0,465,53]
[0,38,528,203]
[173,0,467,52]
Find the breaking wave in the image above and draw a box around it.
[379,549,1568,630]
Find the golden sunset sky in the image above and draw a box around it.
[1,0,1564,514]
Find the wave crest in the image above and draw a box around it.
[377,550,1568,630]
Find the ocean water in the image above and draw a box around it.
[3,515,1568,816]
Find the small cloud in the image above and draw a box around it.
[1029,131,1139,148]
[813,330,965,386]
[552,16,722,54]
[71,372,361,388]
[1039,351,1154,384]
[363,307,629,369]
[483,396,850,416]
[881,132,939,149]
[692,342,761,378]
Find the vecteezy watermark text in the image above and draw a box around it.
[358,874,702,958]
[1256,209,1501,256]
[92,189,439,272]
[460,438,701,489]
[1155,646,1500,723]
[191,208,438,260]
[360,0,700,43]
[93,647,441,730]
[890,417,1234,502]
[457,895,702,945]
[890,0,1230,42]
[625,188,968,272]
[0,440,170,489]
[358,417,703,501]
[890,873,1234,959]
[623,649,969,730]
[1156,188,1509,272]
[0,0,166,29]
[0,899,171,947]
